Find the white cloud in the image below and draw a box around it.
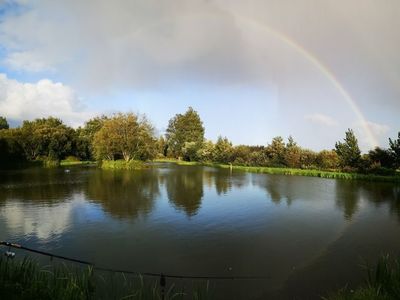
[0,73,94,126]
[304,113,338,127]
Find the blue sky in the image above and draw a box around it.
[0,0,399,151]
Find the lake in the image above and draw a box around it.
[0,163,399,299]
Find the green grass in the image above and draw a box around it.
[153,158,201,166]
[0,256,93,300]
[211,164,400,182]
[324,255,400,300]
[100,159,146,170]
[153,159,400,182]
[0,256,211,300]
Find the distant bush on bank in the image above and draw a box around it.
[100,159,145,170]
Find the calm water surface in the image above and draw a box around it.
[1,164,399,299]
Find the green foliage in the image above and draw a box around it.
[317,150,340,169]
[100,159,145,170]
[335,129,361,168]
[166,107,205,160]
[265,136,286,166]
[0,129,26,168]
[19,117,75,160]
[284,136,302,168]
[93,113,157,162]
[369,147,394,169]
[75,115,109,160]
[325,255,400,300]
[0,256,94,300]
[0,116,9,129]
[389,132,400,169]
[213,136,234,164]
[0,256,211,299]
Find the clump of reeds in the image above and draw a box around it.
[0,256,94,300]
[324,255,400,300]
[0,256,211,299]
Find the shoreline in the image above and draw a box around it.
[153,158,400,183]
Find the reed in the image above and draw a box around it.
[324,255,400,300]
[0,256,210,299]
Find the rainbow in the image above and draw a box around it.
[117,10,379,149]
[228,12,379,149]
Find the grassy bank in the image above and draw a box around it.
[0,256,210,300]
[153,158,201,166]
[325,255,400,300]
[153,158,400,182]
[60,160,95,166]
[100,159,145,170]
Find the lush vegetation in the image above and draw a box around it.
[1,108,399,178]
[0,256,210,300]
[325,255,400,300]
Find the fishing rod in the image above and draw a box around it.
[0,241,269,281]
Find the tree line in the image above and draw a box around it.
[0,108,399,174]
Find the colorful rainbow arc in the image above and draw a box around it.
[229,12,378,149]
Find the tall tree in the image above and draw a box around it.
[0,116,9,130]
[166,107,205,160]
[265,136,286,166]
[75,115,109,159]
[213,136,234,164]
[368,147,394,169]
[317,150,340,169]
[335,129,361,168]
[284,136,301,168]
[19,117,74,160]
[93,113,157,161]
[389,132,400,169]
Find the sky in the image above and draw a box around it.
[0,0,399,152]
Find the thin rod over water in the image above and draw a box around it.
[0,241,269,280]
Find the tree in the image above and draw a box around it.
[166,107,204,160]
[335,129,361,169]
[156,136,168,157]
[18,117,74,160]
[317,150,340,169]
[284,136,301,168]
[299,149,317,168]
[76,115,109,159]
[93,113,157,161]
[265,136,286,166]
[389,132,400,169]
[0,116,9,130]
[197,140,214,162]
[0,129,26,168]
[213,136,234,164]
[368,147,394,169]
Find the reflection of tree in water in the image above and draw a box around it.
[252,175,298,205]
[86,169,159,219]
[206,168,231,195]
[165,166,203,216]
[334,181,360,220]
[200,167,249,196]
[0,168,82,205]
[359,182,400,223]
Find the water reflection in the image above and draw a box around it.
[85,169,159,219]
[1,165,400,299]
[203,168,248,195]
[0,168,83,203]
[334,181,361,220]
[164,166,204,216]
